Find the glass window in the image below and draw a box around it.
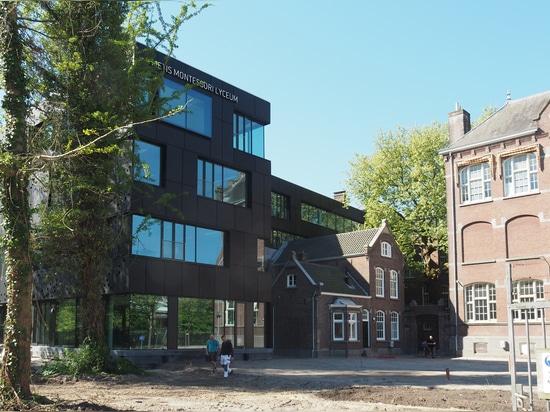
[390,312,399,340]
[134,140,162,186]
[390,270,398,299]
[460,163,491,203]
[132,215,224,266]
[333,312,344,341]
[132,215,161,258]
[160,78,212,137]
[348,312,358,341]
[198,160,247,207]
[512,279,544,322]
[233,113,265,158]
[225,300,235,326]
[465,283,497,322]
[300,202,361,232]
[381,242,392,258]
[375,268,385,297]
[286,274,296,288]
[376,311,385,340]
[196,227,224,265]
[271,192,290,220]
[503,153,538,197]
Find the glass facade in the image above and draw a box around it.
[134,140,162,186]
[160,78,212,137]
[301,202,359,231]
[197,159,247,206]
[132,215,224,266]
[233,113,265,158]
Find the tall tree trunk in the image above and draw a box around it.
[0,2,33,401]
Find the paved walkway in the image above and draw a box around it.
[234,355,537,391]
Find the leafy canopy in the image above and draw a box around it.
[346,122,449,278]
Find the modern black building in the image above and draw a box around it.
[1,49,364,355]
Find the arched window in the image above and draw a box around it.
[390,270,398,299]
[376,311,385,341]
[460,163,491,203]
[503,153,538,197]
[375,268,385,297]
[381,241,392,257]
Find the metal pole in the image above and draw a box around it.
[525,312,534,411]
[507,263,518,412]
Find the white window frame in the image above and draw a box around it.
[375,268,385,297]
[225,300,235,326]
[460,162,492,203]
[332,312,344,341]
[348,312,358,341]
[390,311,399,340]
[503,153,539,197]
[286,274,296,288]
[465,283,497,322]
[381,241,392,258]
[390,270,398,299]
[512,279,544,322]
[376,311,385,341]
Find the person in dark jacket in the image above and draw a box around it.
[220,335,234,378]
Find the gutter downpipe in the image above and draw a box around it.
[312,291,316,358]
[450,153,460,357]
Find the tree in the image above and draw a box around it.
[346,122,449,280]
[0,1,34,403]
[0,1,208,406]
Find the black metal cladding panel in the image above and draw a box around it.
[198,265,217,298]
[182,264,200,298]
[229,230,246,266]
[257,273,271,302]
[229,265,245,300]
[180,188,197,222]
[165,146,184,183]
[146,259,165,295]
[164,260,184,296]
[234,206,253,234]
[196,197,218,227]
[243,270,258,300]
[129,257,147,294]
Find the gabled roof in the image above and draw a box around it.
[272,227,382,266]
[441,90,550,154]
[298,262,368,297]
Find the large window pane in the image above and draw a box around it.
[186,89,212,137]
[160,79,212,137]
[132,215,161,257]
[134,141,161,186]
[196,227,224,265]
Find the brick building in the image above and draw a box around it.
[440,91,550,357]
[270,221,405,357]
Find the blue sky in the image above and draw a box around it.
[161,0,548,200]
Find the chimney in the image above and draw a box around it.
[333,191,346,204]
[448,103,471,144]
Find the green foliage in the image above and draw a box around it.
[347,122,449,279]
[39,339,143,378]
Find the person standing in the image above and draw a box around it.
[220,335,234,378]
[426,335,436,358]
[205,334,220,373]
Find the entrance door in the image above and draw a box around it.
[362,310,370,348]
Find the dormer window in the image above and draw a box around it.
[381,242,392,258]
[286,274,296,288]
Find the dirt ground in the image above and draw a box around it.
[30,358,548,412]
